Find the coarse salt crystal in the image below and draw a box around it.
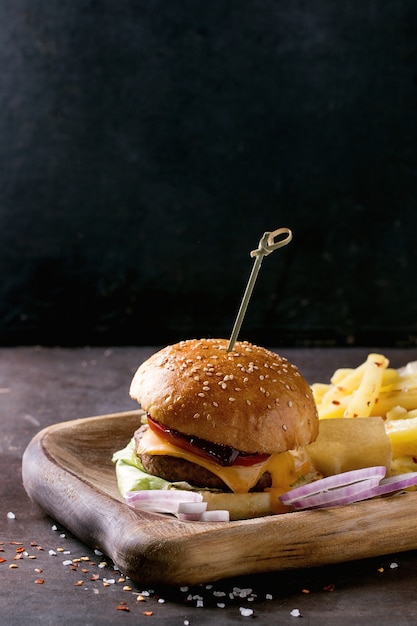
[48,550,57,556]
[290,608,301,617]
[217,603,226,608]
[239,607,254,617]
[7,512,16,519]
[390,562,399,569]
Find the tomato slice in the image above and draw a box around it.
[147,416,269,467]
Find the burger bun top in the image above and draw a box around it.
[129,338,318,455]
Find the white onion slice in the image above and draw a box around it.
[177,501,208,521]
[125,490,229,522]
[125,489,203,514]
[178,512,204,521]
[178,501,208,514]
[280,466,387,506]
[199,510,230,522]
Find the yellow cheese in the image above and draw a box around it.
[137,427,308,495]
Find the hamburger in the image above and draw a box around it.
[115,338,319,520]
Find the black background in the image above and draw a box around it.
[1,1,416,347]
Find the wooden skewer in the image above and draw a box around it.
[227,227,293,352]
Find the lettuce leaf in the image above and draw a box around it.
[112,438,170,496]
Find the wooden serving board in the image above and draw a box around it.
[22,411,417,586]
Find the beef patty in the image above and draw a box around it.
[134,425,272,492]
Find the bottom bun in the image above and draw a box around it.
[200,490,290,520]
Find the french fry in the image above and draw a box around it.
[315,395,349,420]
[385,416,417,458]
[371,387,417,416]
[312,353,417,476]
[311,382,332,405]
[343,353,389,418]
[330,367,355,385]
[380,372,417,393]
[380,368,404,386]
[326,363,367,396]
[386,406,410,420]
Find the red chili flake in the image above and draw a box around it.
[82,568,89,573]
[30,541,39,547]
[9,541,23,545]
[90,574,100,581]
[0,558,6,563]
[117,603,130,612]
[35,568,43,573]
[70,565,78,571]
[332,400,341,405]
[301,588,310,594]
[34,578,45,584]
[143,611,153,616]
[15,546,25,553]
[74,580,84,587]
[323,583,335,592]
[13,554,22,560]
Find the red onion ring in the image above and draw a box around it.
[280,468,417,511]
[280,466,387,506]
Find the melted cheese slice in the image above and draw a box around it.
[137,427,311,495]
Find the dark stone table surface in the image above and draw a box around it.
[2,345,417,625]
